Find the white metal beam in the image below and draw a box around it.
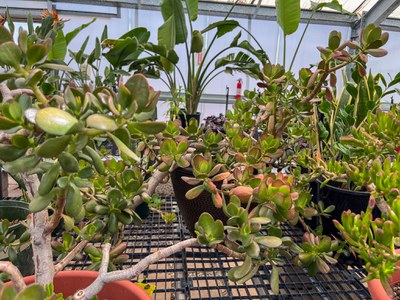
[352,0,400,38]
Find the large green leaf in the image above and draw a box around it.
[158,16,176,50]
[311,0,350,14]
[160,0,187,46]
[103,37,139,68]
[48,30,67,61]
[201,20,239,38]
[276,0,300,36]
[120,27,150,42]
[186,0,198,21]
[65,18,96,45]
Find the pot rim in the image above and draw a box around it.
[316,179,370,196]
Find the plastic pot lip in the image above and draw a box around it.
[316,179,370,196]
[174,166,194,176]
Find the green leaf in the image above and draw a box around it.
[11,135,30,149]
[254,236,282,248]
[1,286,17,299]
[37,135,71,158]
[86,114,118,132]
[160,0,187,45]
[311,0,350,14]
[26,44,47,66]
[185,185,205,200]
[9,101,23,121]
[197,212,214,233]
[0,144,27,161]
[0,26,13,44]
[65,18,96,45]
[276,0,300,36]
[108,133,140,162]
[27,13,34,35]
[230,31,242,47]
[18,30,28,53]
[35,107,79,136]
[128,121,166,134]
[30,190,57,213]
[187,0,198,21]
[201,20,239,38]
[49,30,67,61]
[38,63,75,72]
[0,42,22,68]
[158,16,176,50]
[271,265,280,294]
[103,37,139,68]
[0,73,19,83]
[125,74,150,113]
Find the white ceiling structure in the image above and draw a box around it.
[2,0,400,33]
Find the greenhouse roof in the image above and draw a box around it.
[1,0,400,32]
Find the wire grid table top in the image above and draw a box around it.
[69,197,371,300]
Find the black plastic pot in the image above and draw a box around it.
[170,167,227,235]
[0,199,34,277]
[318,180,379,237]
[178,110,201,128]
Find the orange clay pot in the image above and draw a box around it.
[7,270,151,300]
[368,249,400,300]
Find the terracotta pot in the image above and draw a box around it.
[7,270,151,300]
[367,249,400,300]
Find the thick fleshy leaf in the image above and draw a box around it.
[185,185,205,200]
[86,114,118,132]
[26,44,47,66]
[271,265,280,294]
[108,133,140,162]
[0,144,27,161]
[181,176,201,185]
[254,236,282,248]
[0,41,22,68]
[125,74,150,112]
[0,73,19,83]
[35,107,79,135]
[14,284,44,300]
[234,255,253,279]
[0,26,13,44]
[129,121,166,134]
[0,116,18,129]
[38,63,75,72]
[37,135,71,158]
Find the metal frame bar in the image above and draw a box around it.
[352,0,400,38]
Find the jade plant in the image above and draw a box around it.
[0,14,198,299]
[334,154,400,290]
